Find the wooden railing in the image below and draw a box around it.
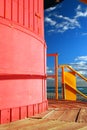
[59,65,87,100]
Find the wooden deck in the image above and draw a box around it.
[0,100,87,130]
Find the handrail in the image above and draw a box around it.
[66,84,87,99]
[59,64,87,100]
[59,65,87,82]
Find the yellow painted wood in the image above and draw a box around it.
[60,65,87,100]
[64,72,76,101]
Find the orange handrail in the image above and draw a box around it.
[59,65,87,82]
[59,64,87,100]
[67,85,87,99]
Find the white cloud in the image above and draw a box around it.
[76,5,82,11]
[55,15,80,33]
[48,29,56,33]
[75,11,87,18]
[45,4,87,33]
[45,17,56,26]
[75,5,87,18]
[55,15,80,27]
[47,67,54,74]
[45,6,56,12]
[77,70,86,75]
[75,56,87,61]
[69,56,87,77]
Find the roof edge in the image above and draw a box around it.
[44,0,64,9]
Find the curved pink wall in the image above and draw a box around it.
[0,0,47,124]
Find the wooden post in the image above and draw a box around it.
[61,66,65,100]
[55,54,58,100]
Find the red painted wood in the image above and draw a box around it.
[38,103,43,114]
[30,0,34,31]
[33,104,39,115]
[34,0,38,34]
[0,1,4,17]
[0,0,44,39]
[19,0,23,25]
[28,105,34,117]
[24,0,29,27]
[20,107,27,119]
[5,0,11,19]
[0,109,10,124]
[0,0,47,124]
[39,0,44,38]
[12,0,18,22]
[11,108,20,122]
[0,101,48,124]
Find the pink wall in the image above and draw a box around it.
[0,0,47,124]
[0,0,44,38]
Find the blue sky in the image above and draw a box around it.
[44,0,87,79]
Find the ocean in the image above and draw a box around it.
[47,86,87,102]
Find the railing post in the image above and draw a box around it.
[55,54,58,100]
[61,66,65,99]
[47,53,58,100]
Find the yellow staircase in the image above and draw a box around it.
[59,65,87,101]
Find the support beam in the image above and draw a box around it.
[47,75,55,78]
[47,53,59,100]
[55,54,58,100]
[47,53,58,57]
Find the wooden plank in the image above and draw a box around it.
[77,108,87,123]
[59,109,80,122]
[46,110,65,120]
